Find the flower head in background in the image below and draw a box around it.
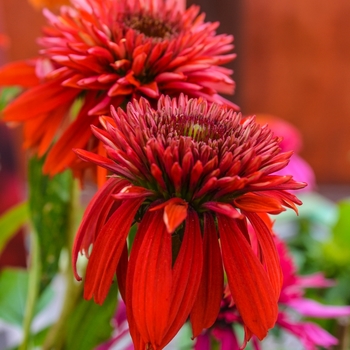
[73,95,305,349]
[0,0,237,181]
[256,114,316,191]
[195,236,350,350]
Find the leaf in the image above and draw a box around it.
[322,200,350,266]
[0,202,29,254]
[65,283,118,349]
[28,156,73,291]
[0,268,28,326]
[0,86,21,111]
[0,268,56,327]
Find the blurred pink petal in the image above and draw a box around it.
[286,298,350,318]
[277,313,338,350]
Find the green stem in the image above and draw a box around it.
[19,227,40,350]
[42,179,83,350]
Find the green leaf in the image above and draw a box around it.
[0,86,21,111]
[28,156,73,291]
[322,200,350,267]
[0,268,28,326]
[0,202,29,254]
[0,268,56,327]
[65,284,118,350]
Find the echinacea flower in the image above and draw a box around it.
[0,0,237,181]
[195,236,350,350]
[73,95,305,349]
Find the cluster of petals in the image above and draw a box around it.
[255,114,316,191]
[73,95,305,349]
[195,236,350,350]
[0,0,237,181]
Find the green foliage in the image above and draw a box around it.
[0,269,54,327]
[28,156,73,291]
[0,87,21,111]
[322,200,350,269]
[0,269,28,326]
[65,283,119,350]
[0,202,29,255]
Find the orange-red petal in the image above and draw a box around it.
[244,211,283,301]
[217,214,278,340]
[161,209,203,347]
[190,212,224,338]
[0,60,40,87]
[72,177,129,280]
[84,197,145,304]
[132,209,172,347]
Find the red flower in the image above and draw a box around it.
[73,95,305,349]
[0,0,237,181]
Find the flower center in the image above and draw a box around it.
[158,114,230,143]
[124,14,175,39]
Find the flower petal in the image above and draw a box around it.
[217,214,278,340]
[132,209,172,347]
[190,213,224,338]
[126,209,160,349]
[84,197,145,304]
[234,193,284,213]
[72,177,129,280]
[286,298,350,318]
[0,60,39,87]
[161,209,203,347]
[244,211,283,301]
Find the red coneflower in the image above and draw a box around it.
[0,0,237,181]
[73,95,305,349]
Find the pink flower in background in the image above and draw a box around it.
[256,115,316,191]
[194,236,350,350]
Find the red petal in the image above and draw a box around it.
[72,177,129,280]
[0,60,39,87]
[244,212,283,301]
[190,213,224,338]
[126,210,160,348]
[2,79,77,122]
[161,209,203,347]
[203,201,243,219]
[132,209,172,347]
[43,92,100,174]
[116,242,129,302]
[234,193,284,213]
[150,198,189,234]
[217,214,278,340]
[83,197,145,304]
[163,198,188,233]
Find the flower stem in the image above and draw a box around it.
[42,179,83,350]
[19,227,40,350]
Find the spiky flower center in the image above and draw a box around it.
[164,114,229,143]
[148,111,236,147]
[124,14,176,39]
